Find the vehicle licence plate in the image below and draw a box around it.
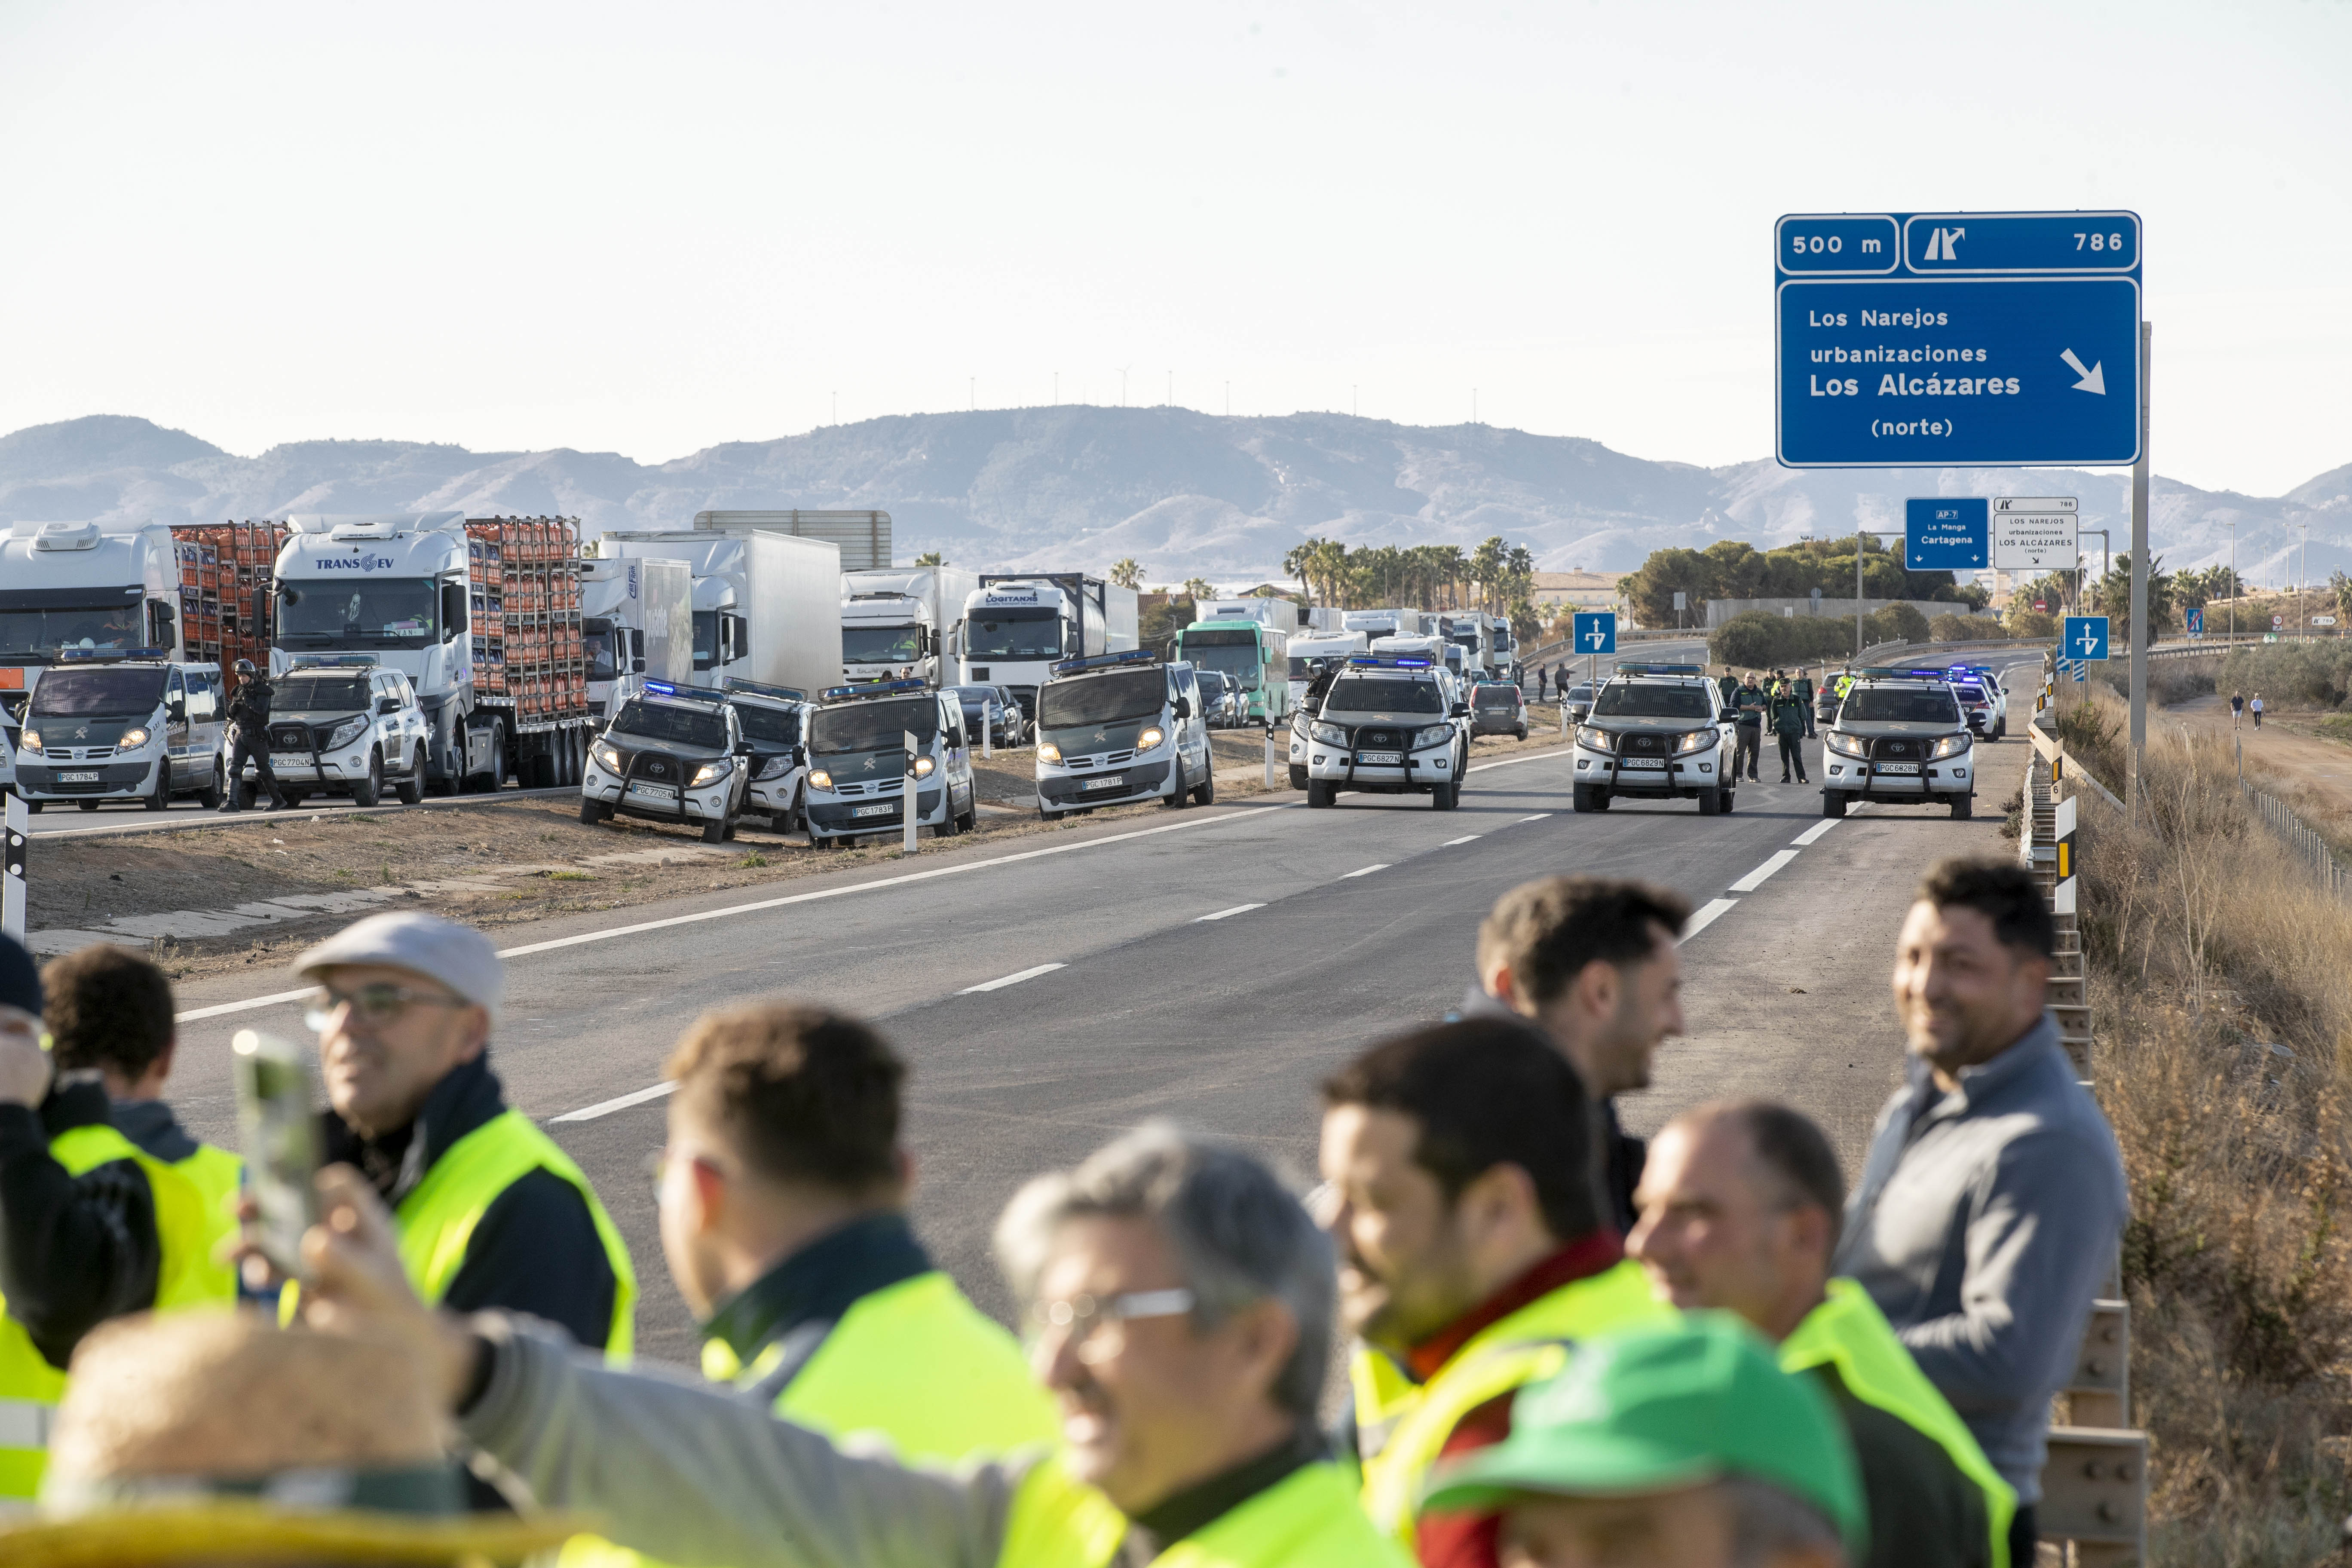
[1618,757,1666,769]
[1356,751,1402,765]
[1875,763,1920,775]
[273,754,308,769]
[852,802,897,817]
[626,782,677,801]
[59,771,98,783]
[1081,775,1126,790]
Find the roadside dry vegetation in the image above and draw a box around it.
[2061,690,2352,1562]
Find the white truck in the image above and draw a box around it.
[0,519,187,726]
[1444,615,1496,680]
[840,565,981,686]
[1196,597,1303,634]
[598,530,843,695]
[1284,631,1369,711]
[268,513,597,792]
[959,573,1140,722]
[579,553,693,717]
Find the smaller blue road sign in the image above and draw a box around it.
[2064,616,2111,662]
[1905,498,1989,570]
[1573,612,1618,655]
[2187,606,2204,640]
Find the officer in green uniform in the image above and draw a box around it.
[1715,666,1740,709]
[1771,684,1810,784]
[1628,1101,2014,1568]
[0,934,228,1499]
[286,913,635,1376]
[1731,674,1767,782]
[1794,668,1819,737]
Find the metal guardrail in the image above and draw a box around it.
[2242,782,2352,900]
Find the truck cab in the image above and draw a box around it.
[12,651,225,812]
[1286,632,1368,712]
[802,679,977,848]
[580,679,752,843]
[1572,663,1735,815]
[0,519,186,726]
[1301,654,1467,812]
[1033,650,1213,820]
[719,678,809,833]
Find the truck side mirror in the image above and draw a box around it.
[631,657,647,674]
[630,629,645,659]
[150,600,176,647]
[252,588,272,636]
[726,615,749,662]
[441,582,469,637]
[927,627,941,657]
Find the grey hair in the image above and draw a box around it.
[1723,1476,1846,1566]
[992,1120,1335,1422]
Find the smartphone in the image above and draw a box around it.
[232,1028,319,1280]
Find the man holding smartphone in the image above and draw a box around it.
[288,912,635,1362]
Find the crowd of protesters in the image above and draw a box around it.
[0,851,2126,1568]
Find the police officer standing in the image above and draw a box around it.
[1733,672,1767,782]
[1773,679,1811,784]
[220,658,288,812]
[1795,666,1819,738]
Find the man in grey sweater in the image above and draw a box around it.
[1833,858,2127,1568]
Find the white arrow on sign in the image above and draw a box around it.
[2076,623,2103,657]
[1584,628,1607,649]
[2059,349,2106,395]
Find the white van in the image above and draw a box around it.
[13,651,227,812]
[1035,651,1214,819]
[802,679,978,847]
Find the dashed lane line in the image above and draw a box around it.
[551,1081,677,1124]
[1680,898,1739,943]
[1728,850,1800,892]
[1441,835,1482,846]
[1516,813,1553,823]
[1342,864,1390,879]
[960,963,1067,994]
[1195,903,1265,922]
[1792,819,1841,846]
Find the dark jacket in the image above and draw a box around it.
[1814,1365,1991,1568]
[322,1054,617,1351]
[1771,696,1807,738]
[225,677,273,732]
[1455,983,1645,1234]
[1732,684,1767,725]
[0,1077,161,1369]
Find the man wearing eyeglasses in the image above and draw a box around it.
[0,933,226,1498]
[290,912,634,1373]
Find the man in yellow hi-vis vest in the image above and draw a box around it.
[0,934,227,1499]
[1628,1100,2015,1568]
[289,914,634,1378]
[1320,1018,1671,1564]
[561,1001,1057,1568]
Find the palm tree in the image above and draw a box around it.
[1183,576,1215,600]
[1108,558,1145,590]
[913,551,946,567]
[1284,541,1319,607]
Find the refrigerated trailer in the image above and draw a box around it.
[580,553,693,716]
[599,530,843,696]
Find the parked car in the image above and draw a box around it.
[1469,681,1528,739]
[949,684,1028,747]
[1563,682,1596,723]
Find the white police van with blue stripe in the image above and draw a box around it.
[803,678,976,848]
[12,649,227,813]
[1034,649,1213,820]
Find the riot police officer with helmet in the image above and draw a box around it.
[220,659,288,812]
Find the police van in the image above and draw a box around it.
[1302,653,1467,811]
[802,678,977,848]
[237,655,429,808]
[1571,663,1736,815]
[580,678,752,842]
[12,650,227,812]
[719,677,808,833]
[1820,668,1975,820]
[1034,649,1213,820]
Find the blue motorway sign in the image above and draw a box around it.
[1573,612,1617,656]
[2187,606,2204,640]
[1776,211,2141,469]
[2063,615,2110,663]
[1905,498,1988,570]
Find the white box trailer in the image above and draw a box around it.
[601,530,842,696]
[579,553,693,715]
[841,564,981,686]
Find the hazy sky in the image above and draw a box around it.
[2,1,2345,496]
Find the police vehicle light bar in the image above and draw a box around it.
[1611,663,1706,676]
[719,677,807,702]
[289,654,380,668]
[1346,655,1432,668]
[56,647,169,662]
[818,678,931,704]
[1050,649,1159,677]
[639,680,728,706]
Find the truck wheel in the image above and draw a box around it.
[144,763,171,812]
[1822,791,1847,819]
[475,721,508,793]
[351,750,383,808]
[1163,760,1189,809]
[526,750,556,790]
[396,748,426,806]
[1307,780,1334,809]
[197,760,224,811]
[1949,793,1973,820]
[1698,787,1721,816]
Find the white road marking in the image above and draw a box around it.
[551,1081,677,1124]
[1517,813,1553,822]
[1792,819,1841,846]
[1342,864,1389,878]
[1442,835,1482,846]
[174,806,1286,1023]
[1195,903,1265,922]
[961,962,1067,993]
[1728,850,1800,892]
[1680,898,1739,943]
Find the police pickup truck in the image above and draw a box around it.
[1571,663,1736,815]
[719,677,808,833]
[239,655,429,809]
[1820,669,1975,819]
[1302,653,1467,811]
[1034,649,1213,819]
[802,678,977,847]
[580,678,751,842]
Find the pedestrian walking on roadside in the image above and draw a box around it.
[2230,691,2245,728]
[2252,692,2265,729]
[1834,859,2128,1567]
[220,658,288,812]
[1773,683,1810,785]
[1537,666,1548,701]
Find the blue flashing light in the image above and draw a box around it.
[635,680,726,705]
[1050,649,1159,678]
[1612,663,1706,676]
[818,677,931,704]
[1347,655,1433,669]
[720,677,807,702]
[642,680,677,696]
[57,647,169,662]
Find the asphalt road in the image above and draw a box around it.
[158,651,2040,1363]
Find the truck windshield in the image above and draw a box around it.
[0,600,144,660]
[1323,676,1443,715]
[277,579,438,649]
[582,617,619,683]
[843,625,925,664]
[30,667,167,717]
[1180,628,1263,689]
[1593,685,1711,718]
[966,609,1062,660]
[732,703,801,746]
[274,676,371,711]
[1842,689,1961,723]
[692,611,718,671]
[1040,669,1164,728]
[611,699,730,750]
[811,697,937,754]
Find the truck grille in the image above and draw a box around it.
[634,755,681,782]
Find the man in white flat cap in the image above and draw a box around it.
[290,913,634,1375]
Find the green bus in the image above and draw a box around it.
[1175,617,1290,725]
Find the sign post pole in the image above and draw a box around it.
[903,730,920,855]
[2128,322,2153,826]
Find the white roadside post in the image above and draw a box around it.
[2,792,25,943]
[902,729,919,855]
[981,699,993,760]
[1264,725,1276,789]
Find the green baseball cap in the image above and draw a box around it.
[1421,1314,1867,1559]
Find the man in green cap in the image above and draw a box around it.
[1420,1315,1865,1568]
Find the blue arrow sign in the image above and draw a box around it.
[1776,211,2141,469]
[2187,606,2203,640]
[2064,616,2110,663]
[1573,612,1617,655]
[1905,498,1989,570]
